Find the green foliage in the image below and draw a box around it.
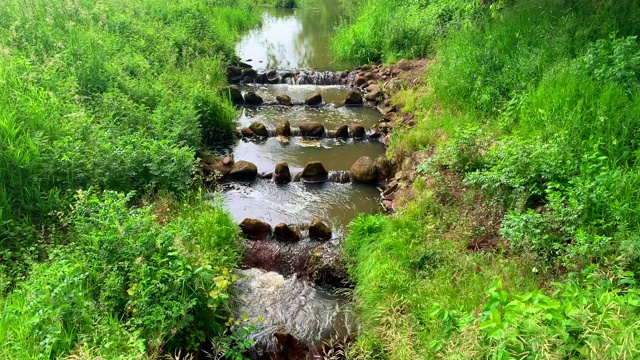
[332,0,477,63]
[0,190,241,358]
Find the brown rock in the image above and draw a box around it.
[240,127,254,137]
[305,92,322,106]
[274,162,292,184]
[334,125,349,139]
[229,161,258,182]
[274,223,300,242]
[221,85,244,105]
[354,76,367,87]
[276,95,293,106]
[365,89,384,102]
[276,120,292,136]
[301,161,328,182]
[299,122,325,138]
[344,91,363,106]
[375,156,393,180]
[350,156,378,184]
[221,157,234,167]
[396,59,412,71]
[249,122,268,137]
[244,91,263,105]
[383,112,398,123]
[240,218,271,240]
[349,124,366,139]
[369,124,382,139]
[309,217,332,240]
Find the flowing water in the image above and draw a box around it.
[224,1,382,356]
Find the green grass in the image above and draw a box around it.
[338,0,640,358]
[0,0,263,357]
[0,191,241,359]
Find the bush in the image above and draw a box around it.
[0,190,241,358]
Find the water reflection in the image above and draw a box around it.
[237,0,354,70]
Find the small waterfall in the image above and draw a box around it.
[234,268,356,355]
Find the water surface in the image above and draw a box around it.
[237,1,354,70]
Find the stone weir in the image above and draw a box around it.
[227,64,350,86]
[198,154,393,186]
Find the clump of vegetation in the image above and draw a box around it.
[332,0,476,63]
[338,0,640,358]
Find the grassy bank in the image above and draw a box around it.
[338,0,640,358]
[0,0,262,357]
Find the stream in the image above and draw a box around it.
[218,2,385,357]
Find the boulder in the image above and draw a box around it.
[354,76,367,87]
[276,95,293,106]
[229,161,258,182]
[244,91,263,106]
[240,127,254,138]
[383,112,398,123]
[274,162,292,184]
[222,85,244,105]
[226,66,243,82]
[276,120,292,137]
[349,124,366,139]
[396,59,412,71]
[309,217,332,240]
[221,157,234,167]
[239,218,271,240]
[365,89,383,102]
[350,156,378,184]
[334,125,349,139]
[274,223,300,242]
[305,92,323,106]
[300,161,328,182]
[249,122,269,137]
[344,91,363,106]
[299,122,325,138]
[375,156,393,180]
[241,68,258,79]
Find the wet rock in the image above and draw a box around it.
[259,172,273,179]
[240,127,254,138]
[305,92,322,106]
[379,122,391,133]
[276,135,290,144]
[226,66,243,82]
[350,156,378,184]
[276,120,292,136]
[229,160,258,182]
[354,76,367,87]
[300,161,328,182]
[369,124,382,139]
[276,95,293,106]
[375,156,393,180]
[249,122,268,137]
[344,91,363,106]
[238,61,253,69]
[309,217,332,240]
[274,162,292,184]
[349,124,366,139]
[244,91,263,106]
[221,85,244,105]
[328,171,351,183]
[299,122,325,138]
[200,156,233,179]
[334,125,349,139]
[240,218,271,240]
[274,223,301,242]
[383,199,394,211]
[241,68,258,79]
[308,242,349,289]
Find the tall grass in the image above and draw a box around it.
[339,0,640,358]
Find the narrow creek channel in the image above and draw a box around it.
[212,2,387,357]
